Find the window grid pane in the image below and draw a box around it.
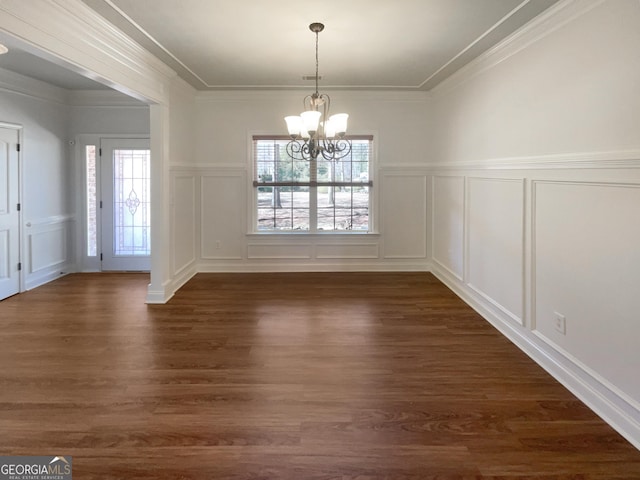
[257,186,310,231]
[254,137,371,232]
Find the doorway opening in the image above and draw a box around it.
[83,137,151,272]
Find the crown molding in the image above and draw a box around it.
[431,0,607,97]
[0,0,177,104]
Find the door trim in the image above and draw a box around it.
[0,121,24,295]
[100,137,151,271]
[76,134,151,273]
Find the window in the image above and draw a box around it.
[253,136,373,232]
[86,145,97,257]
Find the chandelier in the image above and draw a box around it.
[284,23,351,161]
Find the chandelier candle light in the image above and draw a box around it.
[284,22,351,161]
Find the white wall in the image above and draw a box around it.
[68,99,150,136]
[168,78,198,289]
[430,0,640,163]
[429,0,640,449]
[191,91,431,272]
[0,69,74,289]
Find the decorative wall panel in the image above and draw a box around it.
[381,173,427,259]
[467,177,524,324]
[432,175,464,279]
[201,173,245,260]
[534,180,640,402]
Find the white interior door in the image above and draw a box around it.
[0,126,20,300]
[100,138,151,271]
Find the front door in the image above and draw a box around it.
[0,126,20,300]
[100,138,151,271]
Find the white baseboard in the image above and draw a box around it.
[146,262,198,304]
[24,264,72,291]
[431,264,640,452]
[196,260,432,273]
[145,284,173,304]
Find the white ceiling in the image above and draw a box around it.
[82,0,560,91]
[0,0,560,92]
[0,32,108,90]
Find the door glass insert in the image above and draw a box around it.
[86,145,97,257]
[113,148,151,256]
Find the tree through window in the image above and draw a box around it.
[253,136,373,232]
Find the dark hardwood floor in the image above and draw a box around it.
[1,272,639,479]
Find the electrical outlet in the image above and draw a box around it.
[215,240,221,250]
[554,312,566,335]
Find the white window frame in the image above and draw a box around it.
[249,134,376,234]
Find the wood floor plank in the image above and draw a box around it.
[1,272,639,479]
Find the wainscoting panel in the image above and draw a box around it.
[467,177,525,325]
[247,243,311,260]
[431,175,464,280]
[29,227,65,273]
[194,165,429,271]
[316,242,379,259]
[381,172,427,259]
[201,172,245,260]
[0,155,7,215]
[430,162,640,451]
[25,215,74,290]
[0,229,8,279]
[533,180,640,404]
[172,173,197,275]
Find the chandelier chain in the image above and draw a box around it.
[315,28,319,96]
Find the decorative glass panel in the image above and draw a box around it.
[85,145,97,257]
[112,149,151,256]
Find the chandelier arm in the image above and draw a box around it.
[319,146,334,162]
[286,138,324,161]
[317,137,351,161]
[303,94,313,111]
[286,139,307,161]
[323,94,330,133]
[332,138,352,161]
